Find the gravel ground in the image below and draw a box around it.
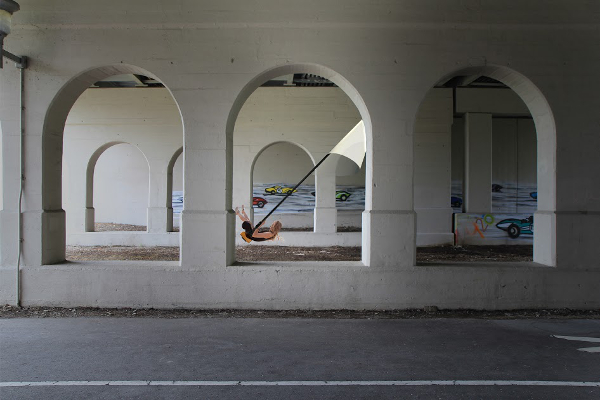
[66,245,532,262]
[94,223,146,232]
[1,305,598,319]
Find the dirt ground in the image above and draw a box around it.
[66,244,532,262]
[1,304,598,319]
[94,223,147,232]
[92,224,360,234]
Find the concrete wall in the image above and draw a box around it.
[2,0,600,309]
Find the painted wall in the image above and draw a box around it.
[451,117,537,214]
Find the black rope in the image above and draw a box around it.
[251,153,331,235]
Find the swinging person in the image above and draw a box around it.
[235,205,282,242]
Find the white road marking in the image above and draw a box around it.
[552,335,600,343]
[552,335,600,353]
[1,380,600,388]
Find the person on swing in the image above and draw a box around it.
[235,205,282,242]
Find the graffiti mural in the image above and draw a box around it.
[451,181,538,214]
[454,213,534,245]
[253,183,365,214]
[172,191,183,214]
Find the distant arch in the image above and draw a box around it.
[85,141,150,232]
[41,64,183,263]
[413,64,556,265]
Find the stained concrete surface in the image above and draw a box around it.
[1,318,599,399]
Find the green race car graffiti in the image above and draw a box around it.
[495,216,533,239]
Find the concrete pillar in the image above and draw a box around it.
[232,146,255,230]
[314,156,337,233]
[414,88,454,246]
[464,113,492,214]
[147,162,169,233]
[361,101,415,268]
[64,148,92,234]
[178,91,233,268]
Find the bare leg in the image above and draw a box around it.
[241,205,250,221]
[235,206,250,223]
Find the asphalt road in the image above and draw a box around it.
[1,318,599,399]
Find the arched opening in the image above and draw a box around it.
[229,66,369,263]
[85,142,150,232]
[413,65,556,266]
[45,65,184,264]
[167,147,183,232]
[250,141,316,231]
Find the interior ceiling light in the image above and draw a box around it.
[0,0,26,69]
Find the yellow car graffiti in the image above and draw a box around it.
[265,185,297,195]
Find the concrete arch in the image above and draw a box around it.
[84,141,150,232]
[41,64,183,263]
[250,140,316,172]
[226,64,371,258]
[249,140,316,210]
[414,64,556,265]
[226,63,372,209]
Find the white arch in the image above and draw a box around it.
[42,64,183,263]
[226,64,372,260]
[249,140,316,210]
[226,63,372,209]
[414,64,556,265]
[85,141,150,232]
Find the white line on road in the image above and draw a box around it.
[552,335,600,353]
[1,380,600,388]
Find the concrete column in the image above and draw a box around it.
[361,100,415,268]
[147,161,169,233]
[232,146,255,230]
[314,156,337,233]
[64,148,92,234]
[464,113,492,214]
[414,88,454,246]
[177,90,232,268]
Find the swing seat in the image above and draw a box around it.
[240,231,252,243]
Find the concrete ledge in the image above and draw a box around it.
[68,232,180,247]
[417,233,454,246]
[235,232,361,247]
[2,262,599,310]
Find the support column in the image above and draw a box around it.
[178,92,232,268]
[232,146,254,231]
[362,104,416,268]
[147,160,169,233]
[464,113,492,213]
[146,155,173,233]
[414,88,454,246]
[64,148,92,234]
[314,157,337,233]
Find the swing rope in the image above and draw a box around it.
[249,153,331,237]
